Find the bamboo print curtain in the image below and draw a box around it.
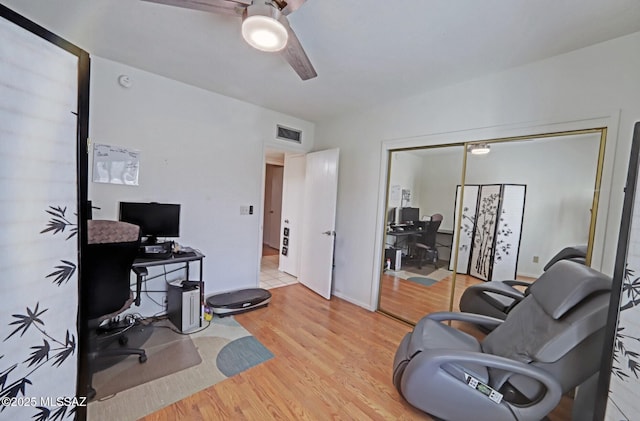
[0,7,87,420]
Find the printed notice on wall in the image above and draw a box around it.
[390,184,401,205]
[92,143,140,185]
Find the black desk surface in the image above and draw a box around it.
[387,229,422,236]
[133,250,205,267]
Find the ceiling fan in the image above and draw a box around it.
[141,0,317,80]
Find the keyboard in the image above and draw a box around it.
[138,251,173,260]
[174,251,197,258]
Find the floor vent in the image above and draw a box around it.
[276,125,302,143]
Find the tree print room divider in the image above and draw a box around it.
[0,6,89,421]
[449,184,526,281]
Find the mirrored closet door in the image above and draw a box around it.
[378,130,606,325]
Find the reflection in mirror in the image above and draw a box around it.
[378,131,604,326]
[461,133,601,284]
[379,145,464,323]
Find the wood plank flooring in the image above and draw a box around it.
[378,270,534,324]
[378,272,481,324]
[142,283,428,420]
[142,282,572,421]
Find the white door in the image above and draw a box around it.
[299,149,340,299]
[279,154,306,276]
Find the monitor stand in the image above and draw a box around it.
[143,235,158,245]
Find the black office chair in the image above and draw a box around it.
[414,213,443,269]
[85,219,147,399]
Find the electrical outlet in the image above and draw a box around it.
[533,256,539,263]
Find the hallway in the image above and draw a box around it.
[259,246,298,289]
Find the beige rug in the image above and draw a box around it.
[88,317,272,421]
[390,267,453,283]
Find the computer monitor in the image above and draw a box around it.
[387,207,397,225]
[119,202,180,243]
[399,207,419,223]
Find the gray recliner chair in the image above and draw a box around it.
[393,260,610,421]
[459,245,587,321]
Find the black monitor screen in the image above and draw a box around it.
[400,207,419,223]
[387,207,396,225]
[119,202,180,241]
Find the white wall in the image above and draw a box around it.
[387,152,423,213]
[416,146,465,228]
[88,57,314,315]
[315,31,640,310]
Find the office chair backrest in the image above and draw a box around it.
[481,260,611,399]
[85,220,141,320]
[418,213,443,247]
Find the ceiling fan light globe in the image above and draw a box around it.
[242,13,288,52]
[242,17,288,51]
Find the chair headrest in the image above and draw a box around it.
[528,260,611,319]
[431,213,443,222]
[543,245,588,271]
[88,220,140,244]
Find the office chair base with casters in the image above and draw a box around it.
[86,331,148,400]
[416,245,439,270]
[86,300,148,400]
[91,318,148,362]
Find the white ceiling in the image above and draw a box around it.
[4,0,640,123]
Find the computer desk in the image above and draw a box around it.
[132,250,205,320]
[386,228,421,251]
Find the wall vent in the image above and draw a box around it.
[276,125,302,143]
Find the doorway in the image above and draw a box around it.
[263,163,283,252]
[260,151,298,289]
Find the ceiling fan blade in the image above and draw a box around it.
[278,0,307,16]
[279,17,317,80]
[141,0,250,16]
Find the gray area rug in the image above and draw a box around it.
[406,276,438,287]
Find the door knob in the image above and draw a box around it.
[322,230,336,236]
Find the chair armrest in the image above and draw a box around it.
[426,311,504,330]
[132,267,148,306]
[468,282,526,301]
[502,280,531,288]
[415,349,563,419]
[132,267,148,277]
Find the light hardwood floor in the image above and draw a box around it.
[142,282,571,421]
[142,283,428,420]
